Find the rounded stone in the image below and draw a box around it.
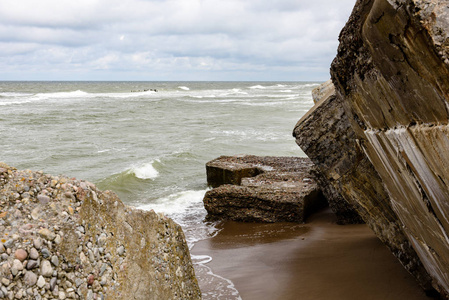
[54,235,61,245]
[97,234,107,247]
[11,259,24,276]
[87,274,94,286]
[4,239,13,248]
[117,245,125,256]
[40,260,53,277]
[37,194,50,204]
[29,248,39,260]
[58,291,66,300]
[50,277,57,291]
[50,255,59,267]
[31,208,40,220]
[36,275,46,288]
[38,228,56,241]
[26,260,39,270]
[1,278,10,286]
[75,278,83,288]
[41,248,51,259]
[15,249,28,262]
[33,238,43,250]
[23,271,38,286]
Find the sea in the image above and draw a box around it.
[0,81,317,299]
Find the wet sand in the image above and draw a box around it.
[192,208,434,300]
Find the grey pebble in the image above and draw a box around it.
[54,234,61,244]
[26,260,39,270]
[40,259,53,277]
[50,277,57,291]
[29,248,39,260]
[33,238,43,250]
[51,255,59,267]
[4,239,14,249]
[37,194,50,204]
[117,245,125,256]
[23,271,38,286]
[99,263,107,276]
[11,259,24,276]
[75,278,84,288]
[59,291,66,299]
[88,250,95,263]
[76,226,85,234]
[41,248,51,259]
[36,276,46,288]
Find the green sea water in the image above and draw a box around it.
[0,81,318,298]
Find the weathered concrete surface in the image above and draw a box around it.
[296,0,449,297]
[295,82,364,225]
[311,79,334,104]
[78,190,200,299]
[204,156,328,223]
[294,81,432,290]
[0,163,201,299]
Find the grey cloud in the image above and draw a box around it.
[0,0,357,80]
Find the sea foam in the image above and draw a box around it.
[139,189,206,216]
[249,85,266,89]
[129,161,159,180]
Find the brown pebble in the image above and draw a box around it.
[15,248,28,262]
[87,274,94,286]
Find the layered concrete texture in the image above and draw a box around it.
[204,156,327,223]
[295,0,449,296]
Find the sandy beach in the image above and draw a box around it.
[192,208,433,300]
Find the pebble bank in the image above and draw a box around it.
[0,163,201,299]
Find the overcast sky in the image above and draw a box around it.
[0,0,356,81]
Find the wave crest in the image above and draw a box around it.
[129,161,159,180]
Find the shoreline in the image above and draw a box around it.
[192,208,433,300]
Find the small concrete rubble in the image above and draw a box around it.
[203,155,328,223]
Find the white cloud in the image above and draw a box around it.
[0,0,356,80]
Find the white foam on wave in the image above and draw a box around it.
[0,89,159,106]
[128,161,159,180]
[219,89,249,97]
[0,100,29,106]
[99,90,157,98]
[0,92,33,97]
[35,90,89,99]
[238,101,289,107]
[249,85,266,89]
[138,189,242,300]
[191,254,213,264]
[178,86,190,91]
[210,129,281,142]
[191,95,216,99]
[192,257,242,300]
[139,189,206,215]
[296,83,320,89]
